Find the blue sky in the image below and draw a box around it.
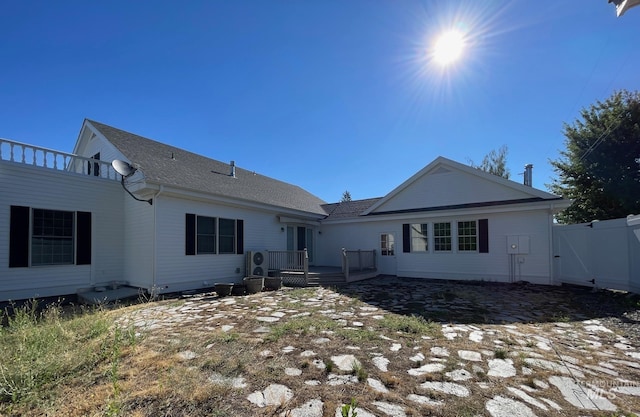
[1,1,638,203]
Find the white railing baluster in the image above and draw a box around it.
[0,138,119,183]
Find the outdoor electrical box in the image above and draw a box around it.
[507,235,530,254]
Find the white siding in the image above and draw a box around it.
[320,210,554,285]
[373,169,533,214]
[121,194,154,290]
[75,125,125,164]
[0,161,124,301]
[151,195,286,294]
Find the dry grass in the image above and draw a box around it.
[2,284,640,416]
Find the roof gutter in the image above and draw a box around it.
[142,181,327,219]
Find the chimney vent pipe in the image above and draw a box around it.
[230,161,236,178]
[524,164,533,187]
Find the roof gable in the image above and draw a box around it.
[83,120,327,215]
[364,156,563,215]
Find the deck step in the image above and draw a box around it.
[308,275,347,287]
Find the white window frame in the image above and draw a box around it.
[457,220,478,252]
[433,222,452,252]
[410,223,429,252]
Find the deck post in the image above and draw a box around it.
[373,249,377,271]
[341,248,349,282]
[303,248,309,286]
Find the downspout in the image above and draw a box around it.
[152,185,164,294]
[548,203,555,285]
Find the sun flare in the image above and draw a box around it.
[432,29,466,66]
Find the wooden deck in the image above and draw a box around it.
[276,266,378,287]
[266,249,378,287]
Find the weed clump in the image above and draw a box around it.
[379,314,440,337]
[0,300,135,414]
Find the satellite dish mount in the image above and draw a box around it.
[111,160,153,205]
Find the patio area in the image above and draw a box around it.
[108,276,640,416]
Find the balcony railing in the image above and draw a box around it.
[0,138,120,180]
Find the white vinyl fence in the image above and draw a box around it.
[553,215,640,293]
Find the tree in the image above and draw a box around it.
[549,89,640,224]
[341,190,352,202]
[469,145,511,179]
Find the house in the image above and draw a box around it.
[0,119,570,302]
[317,158,570,284]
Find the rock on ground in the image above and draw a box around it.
[247,384,294,407]
[548,376,616,411]
[486,396,538,417]
[282,398,323,417]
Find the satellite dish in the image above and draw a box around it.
[112,160,137,178]
[111,159,152,205]
[609,0,640,16]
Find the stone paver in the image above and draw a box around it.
[486,396,537,417]
[487,358,516,377]
[283,398,323,417]
[549,376,617,411]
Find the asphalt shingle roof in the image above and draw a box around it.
[321,198,382,219]
[88,120,327,215]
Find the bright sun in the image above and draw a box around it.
[432,29,466,66]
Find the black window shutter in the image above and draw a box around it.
[236,219,244,254]
[9,206,30,268]
[185,213,196,255]
[76,211,92,265]
[479,219,489,253]
[402,223,411,253]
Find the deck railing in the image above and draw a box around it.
[268,249,308,272]
[266,248,376,286]
[268,249,309,285]
[0,138,120,180]
[342,249,377,281]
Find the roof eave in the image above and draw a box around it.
[321,197,570,224]
[143,181,326,218]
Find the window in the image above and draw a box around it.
[458,220,477,251]
[9,206,91,267]
[185,214,244,255]
[218,218,236,254]
[433,222,452,251]
[381,233,395,256]
[411,223,428,252]
[197,216,216,254]
[31,209,75,265]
